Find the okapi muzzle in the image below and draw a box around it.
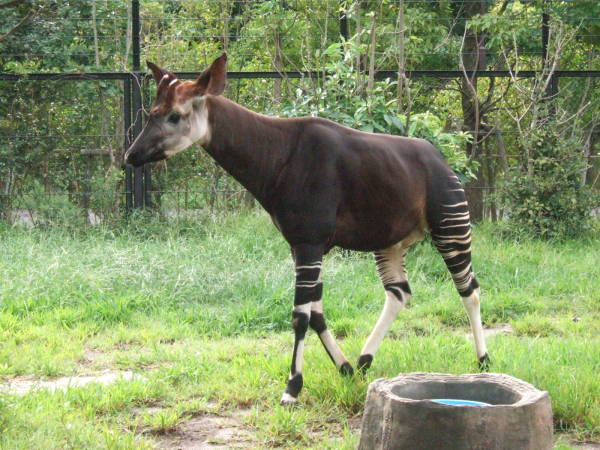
[125,116,170,167]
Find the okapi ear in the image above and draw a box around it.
[196,53,227,95]
[146,61,175,85]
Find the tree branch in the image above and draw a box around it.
[0,8,35,42]
[0,0,25,8]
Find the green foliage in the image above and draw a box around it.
[501,125,597,239]
[402,112,478,181]
[16,180,85,228]
[279,41,477,180]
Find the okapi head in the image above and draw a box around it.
[124,53,227,167]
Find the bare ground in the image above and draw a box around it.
[152,410,256,450]
[0,370,143,395]
[464,322,514,340]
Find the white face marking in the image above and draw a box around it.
[163,98,211,158]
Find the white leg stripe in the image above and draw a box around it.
[441,211,470,216]
[361,294,404,356]
[294,339,305,374]
[441,215,470,223]
[296,263,322,270]
[311,300,348,367]
[319,330,347,367]
[462,289,487,358]
[291,303,311,376]
[294,303,312,314]
[281,392,297,404]
[296,281,321,288]
[439,249,471,259]
[442,201,468,208]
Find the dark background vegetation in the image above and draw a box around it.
[1,0,599,236]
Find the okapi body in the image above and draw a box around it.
[125,54,489,405]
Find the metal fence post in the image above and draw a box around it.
[130,0,151,209]
[124,76,133,213]
[542,0,558,107]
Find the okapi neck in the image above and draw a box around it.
[203,96,296,211]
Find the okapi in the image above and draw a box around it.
[124,54,490,405]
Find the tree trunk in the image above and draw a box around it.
[582,126,596,186]
[367,10,377,95]
[273,28,283,103]
[92,0,100,66]
[460,0,488,222]
[396,0,406,111]
[124,1,132,68]
[354,1,363,94]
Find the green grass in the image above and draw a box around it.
[0,211,598,448]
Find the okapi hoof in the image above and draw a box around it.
[478,353,491,372]
[281,373,302,406]
[339,361,354,377]
[357,354,373,375]
[280,392,298,406]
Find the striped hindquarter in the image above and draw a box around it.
[430,175,489,367]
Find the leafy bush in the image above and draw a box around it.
[501,126,597,239]
[278,41,477,180]
[14,181,85,228]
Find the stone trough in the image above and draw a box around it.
[359,372,553,450]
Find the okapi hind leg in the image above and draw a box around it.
[463,285,490,371]
[431,181,489,370]
[358,244,411,375]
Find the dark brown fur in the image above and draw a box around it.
[201,94,446,252]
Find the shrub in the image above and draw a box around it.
[15,180,84,228]
[501,125,597,239]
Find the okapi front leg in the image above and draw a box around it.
[310,300,353,376]
[281,244,323,405]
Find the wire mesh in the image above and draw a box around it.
[1,0,599,224]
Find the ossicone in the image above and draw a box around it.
[146,61,176,85]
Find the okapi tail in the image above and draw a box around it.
[428,173,479,298]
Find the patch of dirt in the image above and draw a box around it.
[570,442,600,449]
[0,370,144,395]
[79,348,106,368]
[348,416,362,431]
[465,323,514,340]
[153,410,255,449]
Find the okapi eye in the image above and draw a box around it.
[167,112,181,124]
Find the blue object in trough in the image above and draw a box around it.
[431,399,491,407]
